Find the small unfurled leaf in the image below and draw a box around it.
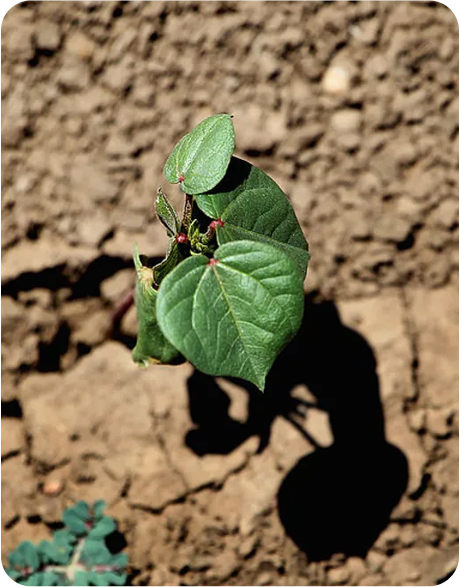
[156,188,180,236]
[132,244,182,366]
[164,114,235,194]
[157,240,304,390]
[195,157,310,279]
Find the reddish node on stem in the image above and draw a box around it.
[178,174,185,183]
[210,218,225,230]
[176,233,189,244]
[208,258,219,266]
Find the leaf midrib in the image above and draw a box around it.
[206,263,259,386]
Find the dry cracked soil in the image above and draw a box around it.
[1,1,459,586]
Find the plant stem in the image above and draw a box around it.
[112,289,134,330]
[44,538,86,582]
[202,219,224,245]
[203,224,216,244]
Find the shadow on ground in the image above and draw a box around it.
[184,294,409,561]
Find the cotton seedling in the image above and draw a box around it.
[133,114,310,391]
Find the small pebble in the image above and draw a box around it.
[43,480,63,496]
[323,65,350,96]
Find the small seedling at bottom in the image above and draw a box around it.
[6,501,128,586]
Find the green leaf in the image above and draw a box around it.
[74,571,89,586]
[92,500,106,520]
[40,571,62,586]
[87,516,116,540]
[157,240,304,390]
[62,501,91,536]
[38,539,71,565]
[156,188,180,236]
[53,529,76,548]
[164,114,235,194]
[8,547,25,568]
[63,510,87,536]
[88,571,110,587]
[18,541,40,571]
[37,539,54,561]
[195,157,310,279]
[132,244,182,366]
[81,540,112,566]
[19,573,42,586]
[108,552,128,569]
[72,501,91,520]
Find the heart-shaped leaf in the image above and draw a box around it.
[195,157,310,279]
[133,245,182,366]
[157,240,304,390]
[164,114,235,194]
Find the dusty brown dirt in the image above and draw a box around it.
[1,1,459,585]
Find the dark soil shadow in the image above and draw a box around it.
[184,294,409,560]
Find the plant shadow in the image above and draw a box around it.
[184,294,409,560]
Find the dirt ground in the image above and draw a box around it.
[1,1,459,585]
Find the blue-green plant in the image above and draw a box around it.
[133,114,310,391]
[5,501,128,586]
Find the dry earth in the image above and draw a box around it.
[1,1,459,585]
